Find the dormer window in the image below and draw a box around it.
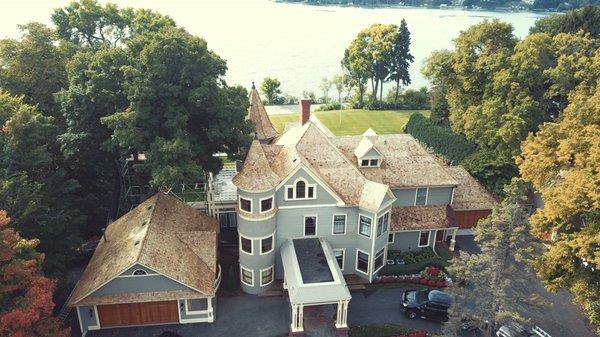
[285,179,316,200]
[360,158,380,167]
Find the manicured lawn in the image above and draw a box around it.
[268,109,429,136]
[269,114,299,133]
[315,109,429,136]
[350,324,414,337]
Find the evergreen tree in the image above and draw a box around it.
[389,19,414,103]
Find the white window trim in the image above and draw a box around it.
[418,230,431,247]
[284,178,318,201]
[373,247,386,274]
[240,265,254,286]
[359,156,382,167]
[358,214,373,238]
[333,248,346,271]
[260,266,274,286]
[185,298,210,315]
[376,211,390,238]
[388,232,395,244]
[259,195,274,213]
[304,215,318,236]
[239,234,253,255]
[332,214,347,235]
[414,187,429,206]
[355,249,370,276]
[260,235,275,255]
[239,196,253,213]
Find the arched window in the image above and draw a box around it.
[295,180,306,198]
[132,269,148,276]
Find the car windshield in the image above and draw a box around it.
[407,290,428,303]
[428,290,454,305]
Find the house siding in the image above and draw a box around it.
[77,305,98,334]
[388,230,434,251]
[392,187,454,206]
[90,273,193,297]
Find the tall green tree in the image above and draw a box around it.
[444,180,543,337]
[0,92,83,275]
[0,23,71,119]
[531,6,600,38]
[389,19,414,103]
[260,77,283,104]
[102,27,251,188]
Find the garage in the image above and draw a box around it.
[97,300,179,327]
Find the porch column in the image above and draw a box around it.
[450,228,458,251]
[335,300,349,328]
[291,304,304,332]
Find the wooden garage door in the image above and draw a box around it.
[97,301,179,327]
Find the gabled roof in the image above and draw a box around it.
[363,128,378,136]
[354,136,381,159]
[331,134,458,188]
[232,139,280,191]
[446,166,497,211]
[247,85,278,141]
[69,193,218,306]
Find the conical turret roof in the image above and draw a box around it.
[247,84,278,141]
[232,139,280,191]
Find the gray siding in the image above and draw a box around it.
[427,187,453,205]
[388,230,434,252]
[275,167,339,207]
[120,264,156,276]
[238,214,276,238]
[393,188,416,206]
[237,189,276,216]
[91,273,192,297]
[77,305,98,333]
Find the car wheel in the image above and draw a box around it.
[408,311,417,319]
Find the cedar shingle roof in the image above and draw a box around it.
[232,139,280,191]
[247,86,278,141]
[330,134,458,188]
[446,166,497,211]
[69,193,218,306]
[390,205,458,231]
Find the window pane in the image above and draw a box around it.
[261,236,273,254]
[296,181,306,198]
[419,231,429,246]
[333,215,346,234]
[218,213,228,228]
[388,233,394,243]
[242,268,253,284]
[187,298,207,312]
[261,197,273,212]
[304,216,316,236]
[334,250,344,269]
[370,159,378,166]
[228,212,237,228]
[374,248,385,270]
[241,237,252,254]
[240,198,252,212]
[357,251,369,273]
[416,188,427,205]
[261,268,273,285]
[361,159,369,166]
[307,186,314,198]
[287,187,294,199]
[359,215,371,237]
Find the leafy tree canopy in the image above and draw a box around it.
[531,5,600,38]
[260,77,283,104]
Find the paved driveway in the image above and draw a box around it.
[455,236,598,337]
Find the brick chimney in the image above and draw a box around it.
[300,98,311,125]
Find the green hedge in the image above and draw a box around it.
[404,113,477,164]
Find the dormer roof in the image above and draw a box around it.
[354,136,382,159]
[247,85,278,141]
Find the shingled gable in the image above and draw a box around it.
[232,139,280,191]
[68,193,218,306]
[247,84,278,141]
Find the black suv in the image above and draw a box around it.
[400,289,453,322]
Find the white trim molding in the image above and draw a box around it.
[260,266,274,286]
[260,235,275,255]
[259,195,275,213]
[239,196,253,213]
[357,214,373,238]
[355,249,370,276]
[333,248,346,271]
[239,234,253,255]
[303,214,318,236]
[418,230,431,247]
[414,187,429,206]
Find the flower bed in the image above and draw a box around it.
[373,266,451,288]
[380,248,451,276]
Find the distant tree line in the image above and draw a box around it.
[280,0,600,9]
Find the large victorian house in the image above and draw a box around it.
[70,85,494,336]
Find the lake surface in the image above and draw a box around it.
[1,0,547,95]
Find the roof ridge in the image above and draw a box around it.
[134,193,161,263]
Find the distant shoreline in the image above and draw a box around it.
[273,1,558,15]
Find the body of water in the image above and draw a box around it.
[1,0,547,95]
